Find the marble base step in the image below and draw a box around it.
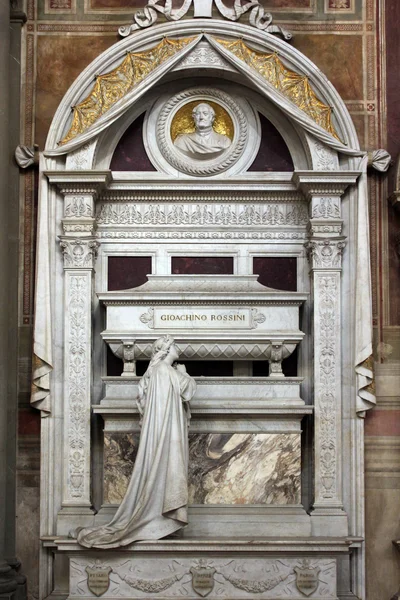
[48,537,354,600]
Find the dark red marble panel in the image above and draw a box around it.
[110,113,156,171]
[249,114,294,172]
[253,257,297,291]
[171,257,234,275]
[108,256,152,290]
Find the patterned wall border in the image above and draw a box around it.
[44,0,77,15]
[324,0,355,14]
[366,0,374,21]
[27,0,35,20]
[35,21,364,33]
[23,172,34,325]
[22,34,36,324]
[82,0,318,14]
[37,23,122,32]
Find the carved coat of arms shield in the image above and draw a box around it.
[190,566,216,597]
[294,564,320,597]
[85,565,112,597]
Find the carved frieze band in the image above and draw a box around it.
[60,238,99,269]
[96,202,309,227]
[65,273,92,503]
[98,230,308,240]
[108,340,299,363]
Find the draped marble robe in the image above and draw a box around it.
[77,338,197,548]
[174,130,231,158]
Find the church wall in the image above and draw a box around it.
[14,1,399,599]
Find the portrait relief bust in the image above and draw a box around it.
[174,102,232,160]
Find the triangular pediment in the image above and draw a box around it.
[171,39,237,74]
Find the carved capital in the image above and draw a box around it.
[305,239,346,270]
[60,238,99,269]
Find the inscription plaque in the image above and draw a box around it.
[294,562,320,597]
[140,307,266,330]
[86,565,112,597]
[190,565,216,597]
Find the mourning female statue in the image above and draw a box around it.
[76,336,197,548]
[174,102,231,159]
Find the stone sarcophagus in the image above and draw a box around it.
[100,274,306,376]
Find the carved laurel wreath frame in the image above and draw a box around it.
[155,88,249,177]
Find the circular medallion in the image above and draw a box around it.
[144,88,260,177]
[170,101,235,145]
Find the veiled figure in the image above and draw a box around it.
[77,336,197,548]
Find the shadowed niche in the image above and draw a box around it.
[249,113,294,172]
[110,113,156,171]
[110,112,294,172]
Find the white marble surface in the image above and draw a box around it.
[66,551,338,599]
[35,14,371,600]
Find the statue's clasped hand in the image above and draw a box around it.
[173,363,187,374]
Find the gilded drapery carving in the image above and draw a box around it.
[214,38,340,141]
[60,37,195,145]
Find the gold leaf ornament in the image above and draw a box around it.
[170,101,234,142]
[60,37,195,145]
[215,38,340,141]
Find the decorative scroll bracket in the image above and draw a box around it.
[118,0,292,40]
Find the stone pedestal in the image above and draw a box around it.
[48,538,353,600]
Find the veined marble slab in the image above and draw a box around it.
[103,433,300,505]
[188,433,300,504]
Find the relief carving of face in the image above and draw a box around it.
[192,103,215,132]
[173,101,231,160]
